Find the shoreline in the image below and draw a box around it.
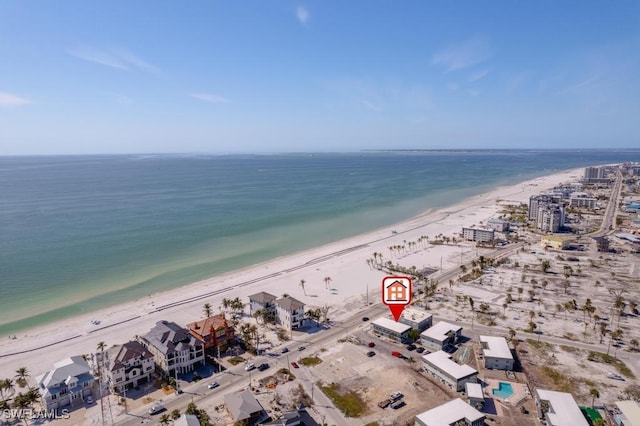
[0,166,583,376]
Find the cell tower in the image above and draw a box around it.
[96,345,114,426]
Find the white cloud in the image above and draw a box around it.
[296,6,309,24]
[68,45,161,74]
[0,92,30,106]
[432,37,491,72]
[467,69,490,82]
[190,93,229,104]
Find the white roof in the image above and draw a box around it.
[466,382,484,400]
[615,401,640,426]
[415,398,484,426]
[420,321,462,343]
[400,307,432,323]
[422,351,477,380]
[479,335,513,360]
[372,317,411,334]
[535,389,588,426]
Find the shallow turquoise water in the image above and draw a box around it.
[492,382,514,399]
[1,150,639,335]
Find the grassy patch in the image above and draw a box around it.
[559,345,582,354]
[318,382,366,417]
[228,356,245,365]
[587,351,635,379]
[542,366,573,393]
[299,356,323,366]
[526,339,553,350]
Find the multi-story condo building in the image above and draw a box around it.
[415,398,485,426]
[399,307,433,332]
[106,341,155,393]
[36,356,94,411]
[584,166,605,182]
[479,336,514,371]
[187,314,235,354]
[535,389,588,426]
[420,321,462,351]
[139,320,205,377]
[569,197,597,209]
[528,195,559,220]
[537,204,565,233]
[462,227,495,243]
[372,317,412,342]
[422,351,478,392]
[275,295,305,329]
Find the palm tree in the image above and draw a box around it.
[299,279,306,296]
[15,367,29,389]
[159,413,171,425]
[324,276,332,290]
[590,387,600,407]
[203,303,212,318]
[171,408,181,420]
[468,297,475,329]
[630,338,639,352]
[0,379,15,410]
[25,388,40,410]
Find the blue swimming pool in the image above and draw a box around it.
[492,382,514,399]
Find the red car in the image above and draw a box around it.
[368,342,375,348]
[291,362,299,369]
[391,351,404,358]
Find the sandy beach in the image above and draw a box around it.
[0,167,582,378]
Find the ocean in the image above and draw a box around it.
[1,150,639,335]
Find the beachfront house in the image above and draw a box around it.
[248,291,277,317]
[36,356,94,411]
[534,389,588,426]
[275,295,305,330]
[139,320,205,377]
[415,398,485,426]
[187,314,235,355]
[261,408,320,426]
[105,341,155,393]
[422,351,478,392]
[420,321,462,351]
[399,307,433,332]
[225,389,267,425]
[372,317,412,342]
[479,336,514,371]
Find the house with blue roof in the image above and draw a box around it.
[36,355,94,411]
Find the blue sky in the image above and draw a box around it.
[1,1,639,154]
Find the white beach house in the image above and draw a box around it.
[275,295,306,330]
[420,321,462,351]
[36,356,94,411]
[422,351,478,392]
[415,398,485,426]
[535,389,588,426]
[372,317,412,342]
[479,335,514,371]
[106,340,155,393]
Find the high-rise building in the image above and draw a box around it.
[529,195,565,232]
[584,166,605,183]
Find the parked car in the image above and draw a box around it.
[390,391,403,400]
[244,363,255,371]
[148,405,165,415]
[291,362,299,369]
[258,363,269,371]
[362,317,369,321]
[415,347,425,353]
[378,399,392,408]
[390,400,405,409]
[86,396,93,404]
[281,347,289,353]
[366,351,376,357]
[298,346,306,351]
[406,344,416,351]
[208,382,219,389]
[367,342,375,347]
[391,351,404,358]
